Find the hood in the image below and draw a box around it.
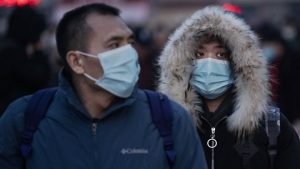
[158,6,270,136]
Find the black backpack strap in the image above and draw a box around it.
[144,90,176,168]
[234,138,258,169]
[20,87,57,158]
[265,106,280,169]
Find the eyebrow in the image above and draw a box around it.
[106,36,122,43]
[105,34,135,43]
[198,44,226,49]
[215,44,226,48]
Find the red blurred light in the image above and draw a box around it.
[17,0,29,6]
[3,0,16,7]
[29,0,40,6]
[223,3,242,14]
[0,0,40,7]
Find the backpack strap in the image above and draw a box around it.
[234,137,258,169]
[265,106,280,169]
[144,90,176,168]
[234,106,280,169]
[20,87,57,158]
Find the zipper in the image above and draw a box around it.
[91,122,97,137]
[91,120,98,169]
[200,116,227,169]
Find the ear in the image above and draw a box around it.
[66,51,85,74]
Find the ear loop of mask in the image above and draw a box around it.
[75,51,97,58]
[83,72,98,83]
[75,51,101,83]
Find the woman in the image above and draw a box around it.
[158,6,300,169]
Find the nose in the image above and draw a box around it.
[204,52,214,59]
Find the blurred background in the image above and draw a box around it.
[0,0,300,135]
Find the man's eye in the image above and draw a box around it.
[129,40,136,45]
[109,43,120,49]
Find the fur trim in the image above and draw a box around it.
[158,6,270,136]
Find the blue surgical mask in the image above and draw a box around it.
[190,58,233,99]
[76,44,140,98]
[262,46,276,63]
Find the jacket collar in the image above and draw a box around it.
[58,70,137,120]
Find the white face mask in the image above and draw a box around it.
[190,58,233,99]
[76,44,140,98]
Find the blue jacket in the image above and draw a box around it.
[0,73,207,169]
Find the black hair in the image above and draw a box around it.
[56,3,120,66]
[7,6,46,46]
[197,33,231,54]
[198,33,226,46]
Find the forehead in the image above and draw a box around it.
[86,13,132,42]
[199,41,225,49]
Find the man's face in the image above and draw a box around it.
[195,41,229,61]
[81,13,135,79]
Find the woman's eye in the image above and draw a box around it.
[195,52,204,58]
[216,52,228,59]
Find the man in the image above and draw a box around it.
[158,6,300,169]
[0,3,207,169]
[0,6,52,115]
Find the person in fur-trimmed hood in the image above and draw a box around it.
[158,6,300,169]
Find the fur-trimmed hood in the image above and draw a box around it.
[158,6,270,136]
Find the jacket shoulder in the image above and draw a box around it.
[0,96,31,131]
[0,96,31,169]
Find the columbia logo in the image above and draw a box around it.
[121,148,149,155]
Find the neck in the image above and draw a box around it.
[205,94,227,113]
[72,75,117,119]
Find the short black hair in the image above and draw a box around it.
[56,3,120,65]
[7,6,46,46]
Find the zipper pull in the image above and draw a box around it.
[207,127,217,149]
[91,122,97,137]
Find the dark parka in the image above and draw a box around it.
[158,6,300,169]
